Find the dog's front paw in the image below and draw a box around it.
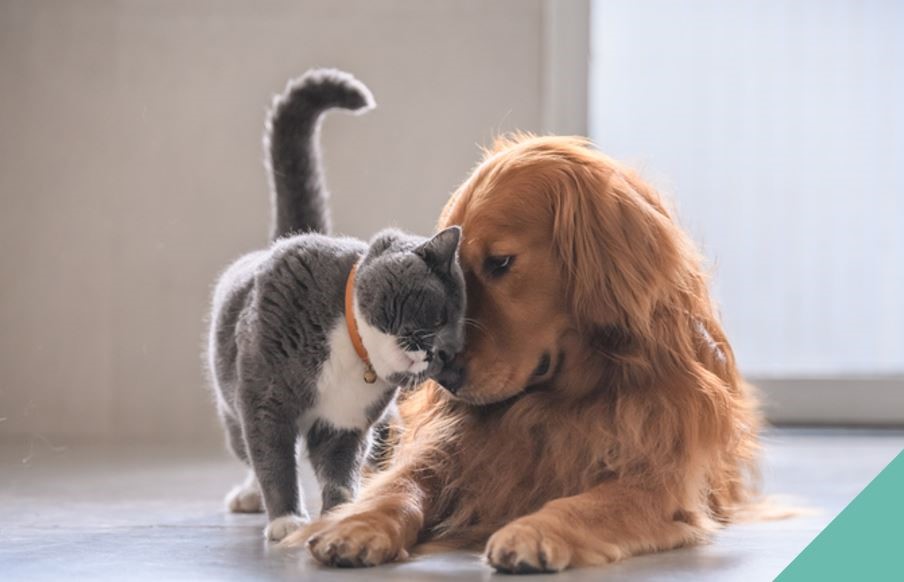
[306,514,407,568]
[265,514,308,542]
[485,519,573,574]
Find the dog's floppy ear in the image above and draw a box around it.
[552,159,684,335]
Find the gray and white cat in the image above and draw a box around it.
[206,69,466,541]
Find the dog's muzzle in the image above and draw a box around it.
[434,351,467,394]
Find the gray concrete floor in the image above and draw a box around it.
[2,428,902,581]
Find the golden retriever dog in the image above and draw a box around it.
[286,134,760,573]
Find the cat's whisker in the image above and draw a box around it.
[464,317,491,338]
[408,329,437,339]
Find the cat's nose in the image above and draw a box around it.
[434,354,466,394]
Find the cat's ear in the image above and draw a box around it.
[365,228,409,263]
[415,226,461,273]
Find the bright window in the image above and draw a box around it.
[589,0,904,377]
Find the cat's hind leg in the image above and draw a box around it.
[225,470,263,514]
[220,410,264,513]
[306,421,370,514]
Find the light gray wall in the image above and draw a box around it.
[0,0,548,444]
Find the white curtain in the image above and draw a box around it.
[589,0,903,376]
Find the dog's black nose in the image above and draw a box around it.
[434,356,466,394]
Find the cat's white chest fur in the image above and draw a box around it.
[302,320,392,432]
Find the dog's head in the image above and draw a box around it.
[434,135,689,404]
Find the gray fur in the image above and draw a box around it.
[207,69,465,538]
[306,420,369,513]
[265,68,375,239]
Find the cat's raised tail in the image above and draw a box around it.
[265,68,375,240]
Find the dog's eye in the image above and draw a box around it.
[484,255,515,278]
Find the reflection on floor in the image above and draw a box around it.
[1,428,902,581]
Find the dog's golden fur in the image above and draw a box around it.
[288,135,761,572]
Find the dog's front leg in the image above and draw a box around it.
[484,480,707,574]
[285,459,433,567]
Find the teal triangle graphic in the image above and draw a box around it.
[776,449,904,581]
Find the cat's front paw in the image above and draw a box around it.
[265,514,308,542]
[305,513,408,567]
